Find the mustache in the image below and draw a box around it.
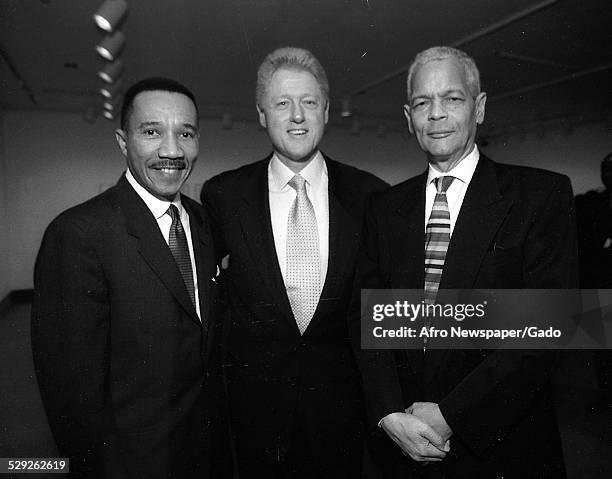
[151,160,187,169]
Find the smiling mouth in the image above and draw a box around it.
[151,161,186,171]
[428,131,453,139]
[287,129,308,136]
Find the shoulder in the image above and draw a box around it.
[369,171,425,208]
[43,185,121,244]
[324,156,389,194]
[204,158,269,192]
[485,156,570,191]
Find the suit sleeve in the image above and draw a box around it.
[31,217,123,478]
[438,174,579,458]
[349,194,406,429]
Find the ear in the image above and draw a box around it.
[256,104,267,129]
[475,92,487,125]
[115,128,128,157]
[324,100,329,125]
[403,104,414,134]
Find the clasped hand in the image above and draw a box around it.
[380,411,450,462]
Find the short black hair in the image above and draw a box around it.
[120,77,198,130]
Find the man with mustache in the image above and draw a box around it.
[32,78,227,478]
[201,47,387,478]
[352,46,577,478]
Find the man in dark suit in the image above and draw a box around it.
[575,152,612,413]
[352,46,577,478]
[31,78,226,479]
[201,47,387,478]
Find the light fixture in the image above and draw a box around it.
[103,110,115,121]
[100,79,123,99]
[98,59,124,83]
[96,31,125,61]
[93,0,128,33]
[340,98,352,118]
[103,100,116,111]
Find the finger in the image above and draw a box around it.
[422,441,447,459]
[419,425,446,450]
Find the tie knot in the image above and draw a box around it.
[167,204,180,221]
[435,176,455,194]
[288,174,307,193]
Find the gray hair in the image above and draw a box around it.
[406,46,481,101]
[256,47,329,106]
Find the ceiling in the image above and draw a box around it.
[1,0,611,138]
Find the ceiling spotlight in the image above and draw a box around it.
[98,59,124,83]
[103,110,115,121]
[100,79,123,99]
[103,101,115,111]
[93,0,128,33]
[340,98,352,118]
[96,31,125,61]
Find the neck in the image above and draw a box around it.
[276,150,319,173]
[427,144,475,173]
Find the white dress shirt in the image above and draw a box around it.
[268,152,329,290]
[425,146,480,236]
[125,169,200,319]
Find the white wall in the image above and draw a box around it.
[0,110,9,300]
[2,109,609,291]
[482,122,611,196]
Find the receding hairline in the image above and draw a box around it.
[406,47,481,101]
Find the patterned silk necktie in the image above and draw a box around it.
[424,176,455,304]
[286,174,320,335]
[167,204,196,307]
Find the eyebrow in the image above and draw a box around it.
[412,89,466,100]
[135,121,198,130]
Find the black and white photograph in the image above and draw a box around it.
[1,1,611,478]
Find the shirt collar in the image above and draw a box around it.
[426,145,480,187]
[269,151,326,191]
[125,168,183,220]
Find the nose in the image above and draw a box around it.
[158,133,184,158]
[428,99,447,121]
[290,103,305,123]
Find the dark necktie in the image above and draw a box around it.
[167,204,196,307]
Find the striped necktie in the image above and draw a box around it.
[424,176,455,304]
[167,204,196,307]
[286,174,320,335]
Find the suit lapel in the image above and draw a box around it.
[306,159,360,332]
[236,159,296,326]
[116,177,201,325]
[183,197,211,334]
[441,156,512,289]
[426,156,513,379]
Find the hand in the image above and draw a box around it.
[406,402,453,443]
[380,412,450,462]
